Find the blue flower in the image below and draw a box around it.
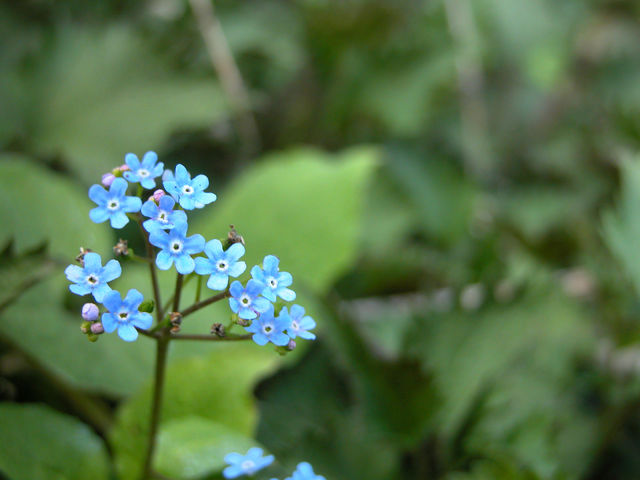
[195,240,246,290]
[163,164,216,210]
[149,221,204,274]
[245,305,290,346]
[123,151,164,190]
[89,178,142,229]
[141,195,188,233]
[251,255,295,302]
[281,305,316,340]
[285,463,326,480]
[101,289,153,342]
[229,280,270,320]
[223,447,274,479]
[64,252,121,302]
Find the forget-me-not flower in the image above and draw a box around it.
[223,447,274,479]
[141,195,188,233]
[64,252,121,302]
[149,221,204,274]
[123,151,164,190]
[281,305,316,340]
[245,305,290,346]
[89,178,142,229]
[251,255,295,302]
[101,289,152,342]
[229,280,270,320]
[195,239,246,290]
[163,164,216,210]
[285,463,326,480]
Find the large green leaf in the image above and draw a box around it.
[191,146,379,293]
[0,156,112,258]
[26,26,227,184]
[154,416,262,479]
[111,344,281,480]
[0,403,110,480]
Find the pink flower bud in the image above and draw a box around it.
[153,189,166,202]
[82,303,99,321]
[101,173,116,187]
[118,164,130,172]
[90,322,105,335]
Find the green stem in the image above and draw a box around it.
[139,334,170,480]
[179,290,230,318]
[195,275,203,303]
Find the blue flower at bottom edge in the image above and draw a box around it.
[64,252,121,302]
[101,289,152,342]
[141,195,187,232]
[163,163,216,210]
[223,447,274,479]
[123,151,164,190]
[251,255,295,302]
[229,280,270,320]
[245,305,290,346]
[285,462,326,480]
[89,177,142,229]
[149,221,204,274]
[281,305,316,340]
[194,239,246,290]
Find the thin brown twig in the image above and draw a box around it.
[188,0,260,157]
[179,290,230,318]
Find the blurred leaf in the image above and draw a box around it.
[0,403,110,480]
[384,150,477,245]
[191,147,379,293]
[603,156,640,295]
[0,156,112,257]
[24,26,227,184]
[111,344,281,480]
[155,416,262,479]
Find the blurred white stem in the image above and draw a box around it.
[189,0,260,155]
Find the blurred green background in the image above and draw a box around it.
[3,0,640,478]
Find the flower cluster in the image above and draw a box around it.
[64,151,316,347]
[223,448,325,480]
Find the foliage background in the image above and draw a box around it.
[2,0,640,478]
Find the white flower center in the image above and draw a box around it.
[86,274,99,285]
[118,311,129,322]
[107,199,120,210]
[291,320,299,330]
[170,241,183,253]
[241,460,255,471]
[182,185,194,195]
[138,169,150,177]
[216,260,228,272]
[267,276,278,289]
[240,294,251,306]
[263,323,274,334]
[158,211,169,223]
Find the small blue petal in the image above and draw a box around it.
[118,323,138,342]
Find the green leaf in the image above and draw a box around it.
[0,156,112,258]
[602,156,640,295]
[0,403,110,480]
[26,26,227,184]
[155,416,261,479]
[111,344,281,480]
[191,146,379,293]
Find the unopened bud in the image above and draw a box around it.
[211,323,225,337]
[236,317,250,327]
[170,325,181,334]
[226,225,245,248]
[101,173,116,187]
[118,164,130,172]
[82,303,99,321]
[90,322,104,335]
[169,311,182,326]
[152,189,166,202]
[287,339,297,351]
[139,299,155,313]
[75,247,92,265]
[113,238,129,257]
[87,333,99,342]
[80,321,92,334]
